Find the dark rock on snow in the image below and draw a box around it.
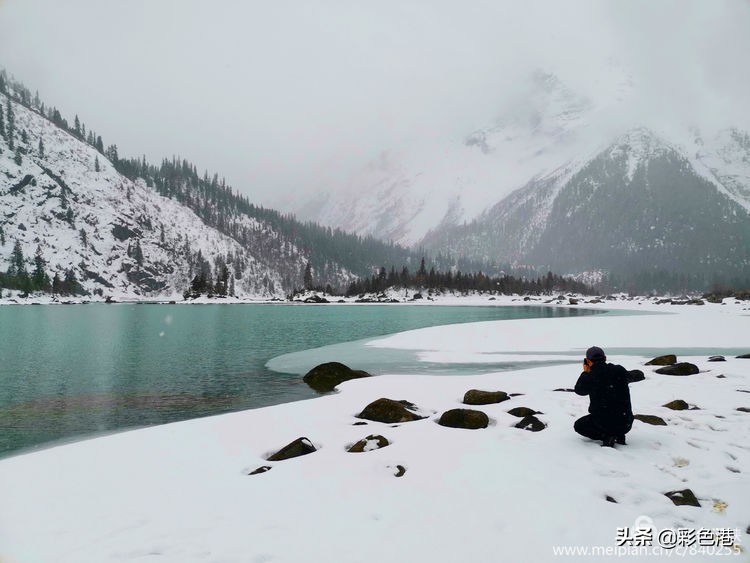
[437,408,489,429]
[553,388,575,392]
[248,465,272,475]
[347,435,390,453]
[664,489,701,507]
[646,354,677,366]
[352,421,368,426]
[605,495,618,503]
[662,399,690,410]
[627,370,646,383]
[358,398,425,424]
[463,389,510,405]
[654,363,700,376]
[708,355,726,362]
[634,414,667,426]
[737,353,750,359]
[393,465,407,477]
[507,406,541,418]
[303,361,371,392]
[737,407,750,413]
[266,437,317,461]
[514,415,546,432]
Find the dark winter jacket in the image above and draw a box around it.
[574,362,634,433]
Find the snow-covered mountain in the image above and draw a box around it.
[421,127,750,278]
[291,71,750,280]
[293,71,630,246]
[0,90,351,299]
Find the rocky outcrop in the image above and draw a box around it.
[303,362,371,392]
[708,355,726,362]
[737,353,750,359]
[463,390,509,405]
[266,437,317,461]
[437,409,489,429]
[664,489,701,507]
[247,465,272,475]
[514,415,546,432]
[646,354,676,365]
[358,398,425,423]
[654,363,699,376]
[634,414,667,426]
[662,399,690,410]
[347,435,390,453]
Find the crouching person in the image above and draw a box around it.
[574,346,634,447]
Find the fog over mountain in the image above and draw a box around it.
[1,0,748,209]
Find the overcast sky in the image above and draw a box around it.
[1,0,749,205]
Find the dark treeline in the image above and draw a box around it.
[600,269,750,296]
[342,259,595,297]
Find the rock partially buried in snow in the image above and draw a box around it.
[708,355,726,362]
[634,414,667,426]
[393,465,406,477]
[357,398,425,424]
[347,435,390,453]
[437,408,489,429]
[514,415,546,432]
[662,399,690,410]
[605,495,618,503]
[654,363,699,376]
[303,362,371,392]
[248,465,272,475]
[463,389,509,405]
[664,489,701,507]
[737,407,750,413]
[266,437,317,461]
[737,353,750,359]
[627,370,645,383]
[507,407,541,418]
[646,354,677,366]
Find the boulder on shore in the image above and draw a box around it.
[507,406,541,418]
[266,437,317,461]
[463,389,509,405]
[357,398,425,424]
[654,363,699,376]
[303,362,371,392]
[514,415,546,432]
[634,414,667,426]
[627,370,645,383]
[662,399,690,410]
[437,408,489,429]
[737,353,750,359]
[347,435,390,453]
[664,489,701,507]
[646,354,677,366]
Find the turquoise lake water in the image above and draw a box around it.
[0,303,599,457]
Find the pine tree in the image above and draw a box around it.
[134,240,144,266]
[94,156,100,172]
[6,97,14,150]
[32,245,50,291]
[0,225,5,246]
[38,137,45,159]
[14,148,22,166]
[0,104,5,140]
[303,262,313,290]
[20,129,28,145]
[74,115,81,137]
[9,240,25,277]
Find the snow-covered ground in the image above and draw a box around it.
[1,298,749,562]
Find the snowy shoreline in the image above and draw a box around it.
[1,297,749,562]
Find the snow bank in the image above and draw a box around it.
[1,301,749,562]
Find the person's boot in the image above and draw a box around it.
[615,434,626,445]
[601,436,616,448]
